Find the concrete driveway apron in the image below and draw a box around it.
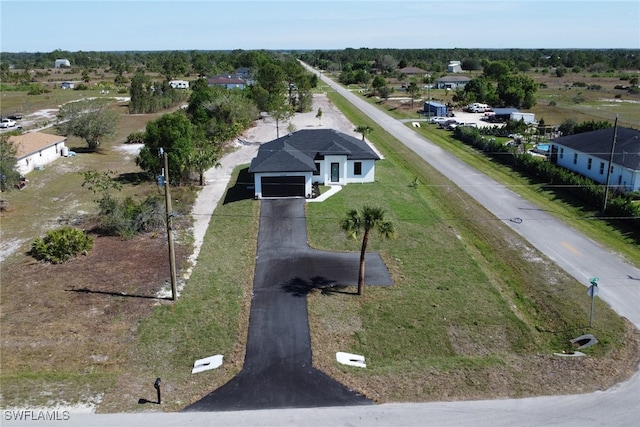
[184,199,392,411]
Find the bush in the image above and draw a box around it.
[97,194,165,238]
[30,227,93,264]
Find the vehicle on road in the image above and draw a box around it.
[0,118,17,128]
[7,114,23,120]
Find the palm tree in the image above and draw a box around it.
[354,125,374,141]
[341,206,395,295]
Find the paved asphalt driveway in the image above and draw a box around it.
[184,199,392,411]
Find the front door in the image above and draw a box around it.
[330,163,339,183]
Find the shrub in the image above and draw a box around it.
[30,227,93,264]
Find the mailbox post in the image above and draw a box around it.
[587,278,599,328]
[154,377,161,404]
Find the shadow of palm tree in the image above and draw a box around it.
[281,276,352,296]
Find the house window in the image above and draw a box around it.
[599,162,605,175]
[559,148,564,159]
[354,162,362,176]
[573,153,578,164]
[313,162,320,176]
[587,158,592,170]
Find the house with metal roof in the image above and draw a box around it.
[249,129,380,198]
[435,75,471,89]
[9,132,68,175]
[550,127,640,192]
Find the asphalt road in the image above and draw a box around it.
[183,199,391,411]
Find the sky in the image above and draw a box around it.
[1,0,639,52]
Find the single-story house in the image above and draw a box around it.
[550,126,640,192]
[447,61,462,73]
[398,66,428,77]
[249,129,380,199]
[207,75,247,90]
[9,132,68,175]
[435,75,471,89]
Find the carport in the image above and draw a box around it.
[261,176,306,198]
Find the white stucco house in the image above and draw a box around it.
[550,126,640,192]
[9,132,68,175]
[249,129,380,199]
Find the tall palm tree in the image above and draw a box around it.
[341,206,395,295]
[354,125,374,141]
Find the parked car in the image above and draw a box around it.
[439,119,458,129]
[429,116,448,124]
[8,114,22,120]
[0,118,17,128]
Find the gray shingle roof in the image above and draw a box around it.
[551,127,640,171]
[249,129,380,173]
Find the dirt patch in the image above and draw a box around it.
[0,230,189,408]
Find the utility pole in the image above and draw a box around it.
[163,151,178,301]
[602,115,618,214]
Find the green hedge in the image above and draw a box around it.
[453,126,640,222]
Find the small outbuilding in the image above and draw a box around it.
[423,101,448,117]
[54,59,71,68]
[9,132,68,175]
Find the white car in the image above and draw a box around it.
[0,118,17,128]
[429,116,448,124]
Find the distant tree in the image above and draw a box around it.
[136,112,199,184]
[378,85,392,100]
[0,135,21,192]
[406,81,421,108]
[341,206,395,296]
[57,99,118,151]
[573,120,612,134]
[461,58,482,71]
[189,146,221,186]
[354,125,374,141]
[496,74,537,108]
[483,61,511,80]
[371,75,387,94]
[558,118,577,136]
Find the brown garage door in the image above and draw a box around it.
[261,176,305,198]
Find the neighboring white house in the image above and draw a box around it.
[249,129,380,199]
[9,132,68,175]
[550,127,640,192]
[447,61,462,73]
[169,80,189,89]
[435,75,471,89]
[54,59,71,68]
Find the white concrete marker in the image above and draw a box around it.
[336,352,366,368]
[192,354,223,374]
